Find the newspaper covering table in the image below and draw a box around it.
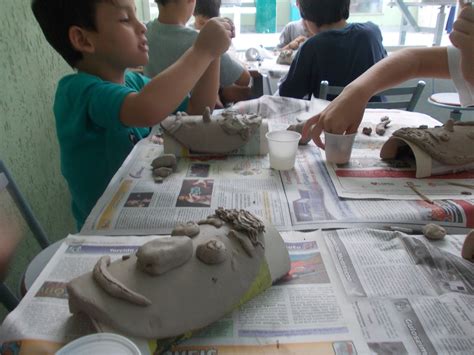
[319,110,474,201]
[1,229,472,354]
[81,96,473,234]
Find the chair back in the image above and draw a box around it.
[319,80,426,111]
[0,160,50,311]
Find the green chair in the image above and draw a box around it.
[319,80,426,111]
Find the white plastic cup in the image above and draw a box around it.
[324,131,356,164]
[266,130,301,170]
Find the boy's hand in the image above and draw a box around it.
[450,0,474,84]
[194,18,232,60]
[219,17,236,38]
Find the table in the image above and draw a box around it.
[389,0,456,46]
[428,92,474,120]
[1,96,473,354]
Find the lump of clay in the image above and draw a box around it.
[376,116,391,136]
[287,122,311,145]
[67,208,290,340]
[171,221,200,238]
[461,230,474,262]
[151,154,177,183]
[381,120,474,166]
[422,223,446,240]
[136,237,193,275]
[160,108,262,154]
[276,49,296,65]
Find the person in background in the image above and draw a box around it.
[279,0,387,101]
[145,0,252,106]
[193,0,221,30]
[302,0,474,149]
[277,0,312,50]
[31,0,232,229]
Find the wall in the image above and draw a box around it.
[0,0,76,318]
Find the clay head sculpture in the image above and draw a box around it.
[67,208,290,341]
[380,120,474,178]
[160,108,263,155]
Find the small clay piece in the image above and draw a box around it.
[198,216,224,228]
[136,237,193,276]
[202,106,211,123]
[461,230,474,262]
[93,256,151,307]
[376,116,391,136]
[362,127,372,136]
[287,122,311,145]
[228,229,254,257]
[422,223,446,240]
[153,176,164,184]
[151,154,177,171]
[171,221,200,238]
[196,239,227,264]
[160,108,262,154]
[215,207,265,247]
[381,120,474,166]
[153,167,173,178]
[276,49,295,65]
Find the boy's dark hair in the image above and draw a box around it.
[194,0,221,18]
[31,0,112,68]
[298,0,350,28]
[155,0,175,5]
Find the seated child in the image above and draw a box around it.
[279,0,387,101]
[145,0,252,105]
[32,0,232,229]
[302,0,474,148]
[277,1,311,50]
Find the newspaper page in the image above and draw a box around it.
[319,110,474,201]
[324,228,474,355]
[82,96,473,233]
[0,232,370,355]
[82,137,292,235]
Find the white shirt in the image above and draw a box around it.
[447,46,474,107]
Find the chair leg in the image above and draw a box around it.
[0,282,19,311]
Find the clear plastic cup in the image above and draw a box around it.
[266,130,301,170]
[324,131,356,164]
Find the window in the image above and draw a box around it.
[137,0,457,50]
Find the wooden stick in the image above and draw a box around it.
[447,181,474,190]
[406,182,434,204]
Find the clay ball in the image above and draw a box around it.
[422,223,446,240]
[196,239,227,265]
[461,230,474,262]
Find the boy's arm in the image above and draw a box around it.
[303,47,451,148]
[120,18,231,127]
[187,58,220,114]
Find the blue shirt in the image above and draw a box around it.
[54,71,186,229]
[279,22,387,101]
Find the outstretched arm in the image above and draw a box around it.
[450,1,474,85]
[120,18,231,127]
[302,46,450,148]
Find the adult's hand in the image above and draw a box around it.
[302,86,367,148]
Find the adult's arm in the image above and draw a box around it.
[303,47,450,148]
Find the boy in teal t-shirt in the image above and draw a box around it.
[32,0,232,229]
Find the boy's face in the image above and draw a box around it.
[194,15,208,30]
[87,0,149,69]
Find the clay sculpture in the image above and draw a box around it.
[160,108,263,154]
[380,120,474,178]
[276,49,296,65]
[67,208,291,340]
